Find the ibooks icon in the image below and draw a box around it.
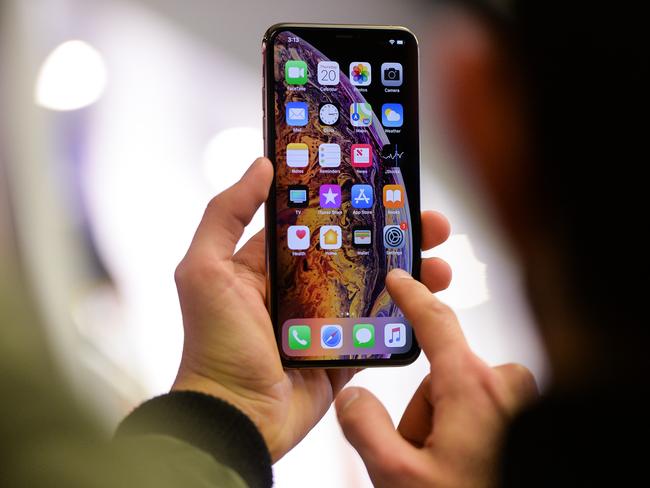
[383,184,405,209]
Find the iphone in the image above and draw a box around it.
[263,23,421,367]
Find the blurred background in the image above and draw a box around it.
[1,0,548,486]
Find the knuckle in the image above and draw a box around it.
[374,450,408,477]
[375,453,432,487]
[505,363,538,396]
[175,257,227,289]
[429,298,454,317]
[206,193,223,214]
[174,260,190,286]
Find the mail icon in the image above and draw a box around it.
[286,101,309,126]
[290,108,305,118]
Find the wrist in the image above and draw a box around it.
[172,369,282,459]
[172,370,259,426]
[116,391,273,488]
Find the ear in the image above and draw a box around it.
[429,6,531,243]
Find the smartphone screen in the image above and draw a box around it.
[263,24,421,367]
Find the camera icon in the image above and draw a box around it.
[381,63,403,87]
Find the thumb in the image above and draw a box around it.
[336,388,417,477]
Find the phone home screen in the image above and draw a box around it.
[265,25,421,366]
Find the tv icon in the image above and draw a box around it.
[288,185,309,208]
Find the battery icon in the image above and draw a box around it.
[396,40,404,45]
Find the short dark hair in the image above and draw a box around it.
[439,1,649,342]
[513,2,648,338]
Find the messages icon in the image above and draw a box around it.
[353,324,375,348]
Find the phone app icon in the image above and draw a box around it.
[285,60,308,85]
[319,184,341,208]
[383,225,405,249]
[351,143,373,167]
[318,143,341,167]
[383,184,405,208]
[320,225,342,250]
[286,143,309,167]
[288,225,310,250]
[351,184,373,209]
[384,323,406,347]
[321,325,343,349]
[382,103,403,128]
[353,323,375,348]
[349,62,371,86]
[350,103,372,127]
[381,62,403,87]
[286,101,309,126]
[288,185,309,208]
[317,61,340,85]
[288,325,311,350]
[353,226,372,248]
[319,102,339,126]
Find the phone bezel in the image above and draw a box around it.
[263,23,422,368]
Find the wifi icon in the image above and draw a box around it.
[389,39,395,45]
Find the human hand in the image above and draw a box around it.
[172,157,453,461]
[335,270,538,487]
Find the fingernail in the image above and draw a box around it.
[337,388,360,414]
[390,268,412,279]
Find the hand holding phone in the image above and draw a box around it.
[171,156,451,461]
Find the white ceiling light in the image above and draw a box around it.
[203,126,264,192]
[35,40,108,111]
[203,126,265,250]
[429,233,489,309]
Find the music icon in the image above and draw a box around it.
[384,323,406,348]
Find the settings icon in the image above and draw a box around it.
[383,225,405,249]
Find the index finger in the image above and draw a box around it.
[386,268,468,363]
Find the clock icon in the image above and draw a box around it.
[319,102,339,126]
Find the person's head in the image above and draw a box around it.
[428,0,649,386]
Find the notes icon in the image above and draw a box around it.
[384,323,406,347]
[286,143,309,168]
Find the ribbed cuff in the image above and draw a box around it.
[116,391,273,488]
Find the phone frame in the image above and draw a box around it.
[263,23,422,368]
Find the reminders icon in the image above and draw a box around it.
[318,143,341,167]
[286,143,309,168]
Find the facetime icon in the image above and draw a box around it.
[285,60,308,85]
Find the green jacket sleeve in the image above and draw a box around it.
[0,251,271,487]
